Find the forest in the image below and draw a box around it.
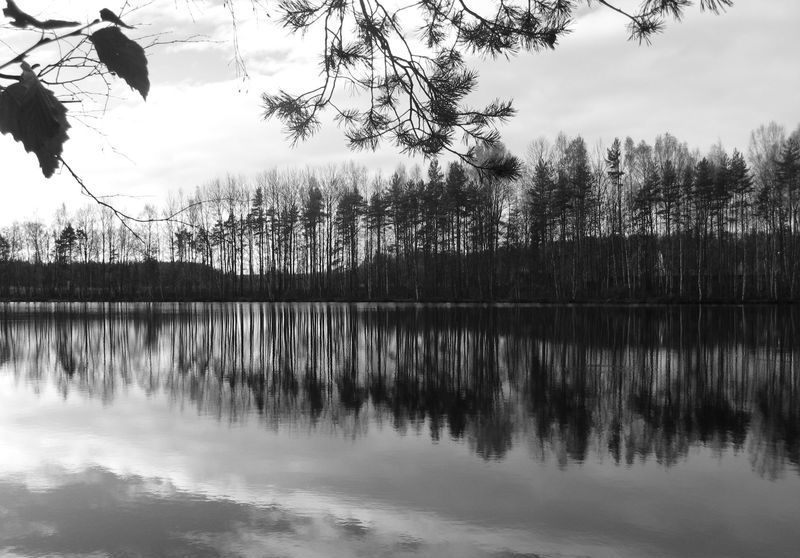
[1,121,799,302]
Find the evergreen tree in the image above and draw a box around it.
[0,232,9,262]
[54,224,77,264]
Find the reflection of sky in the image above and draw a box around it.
[2,375,800,557]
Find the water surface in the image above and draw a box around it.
[1,303,798,557]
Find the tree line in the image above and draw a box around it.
[1,121,799,301]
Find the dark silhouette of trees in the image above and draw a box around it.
[336,187,365,293]
[0,232,9,261]
[54,224,77,264]
[3,121,800,302]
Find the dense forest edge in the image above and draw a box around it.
[1,123,799,302]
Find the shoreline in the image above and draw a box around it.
[2,298,798,306]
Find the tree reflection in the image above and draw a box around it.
[1,303,798,475]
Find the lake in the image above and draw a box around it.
[0,303,798,557]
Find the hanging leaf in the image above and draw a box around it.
[90,26,149,99]
[0,63,70,178]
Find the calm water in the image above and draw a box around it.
[0,303,798,558]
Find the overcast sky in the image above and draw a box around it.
[0,0,798,224]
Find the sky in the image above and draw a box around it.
[0,0,798,224]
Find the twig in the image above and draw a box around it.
[0,20,100,71]
[58,157,209,244]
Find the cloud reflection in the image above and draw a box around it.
[2,304,800,557]
[0,466,569,558]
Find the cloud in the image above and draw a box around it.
[1,0,799,224]
[471,0,800,154]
